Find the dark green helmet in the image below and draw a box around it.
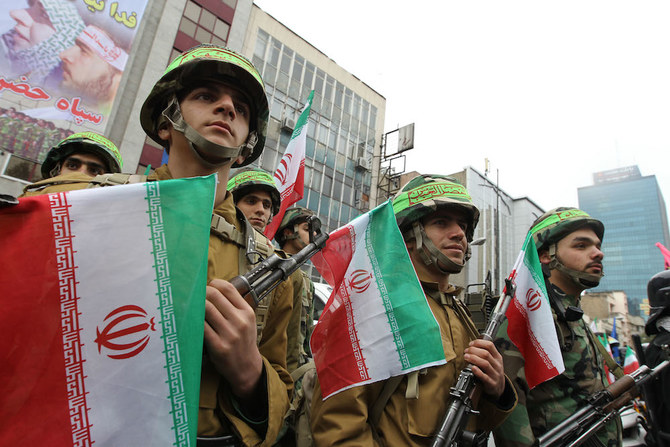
[529,207,605,289]
[392,174,479,274]
[275,206,315,247]
[392,174,480,241]
[140,44,268,168]
[530,207,604,252]
[41,132,122,178]
[227,169,281,215]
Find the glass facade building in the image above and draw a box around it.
[244,28,379,233]
[578,168,670,316]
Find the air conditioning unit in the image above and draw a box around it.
[356,157,371,171]
[281,116,296,131]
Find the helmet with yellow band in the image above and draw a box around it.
[42,132,123,178]
[392,174,480,274]
[529,207,605,288]
[227,169,281,215]
[140,44,268,168]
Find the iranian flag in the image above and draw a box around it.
[623,346,640,375]
[597,334,617,384]
[504,234,565,389]
[264,90,314,239]
[0,176,215,446]
[310,201,446,399]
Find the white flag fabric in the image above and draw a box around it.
[265,90,313,239]
[0,176,215,446]
[505,234,565,388]
[311,201,446,399]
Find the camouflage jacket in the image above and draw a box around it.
[493,284,622,447]
[286,269,315,372]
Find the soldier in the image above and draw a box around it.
[227,169,281,232]
[43,131,121,178]
[275,207,317,372]
[20,44,294,446]
[644,270,670,446]
[21,132,122,197]
[493,207,622,446]
[310,174,517,446]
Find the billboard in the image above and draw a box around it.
[0,0,147,180]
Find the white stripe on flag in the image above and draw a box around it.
[68,184,178,446]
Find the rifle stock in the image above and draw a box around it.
[430,277,516,447]
[536,360,670,447]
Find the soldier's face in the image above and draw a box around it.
[237,190,273,231]
[59,153,106,177]
[179,83,251,150]
[553,228,604,276]
[422,208,468,267]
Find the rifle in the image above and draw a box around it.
[536,359,670,447]
[229,215,329,308]
[196,216,328,447]
[430,277,516,447]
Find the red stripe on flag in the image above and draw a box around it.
[311,224,371,397]
[0,194,89,445]
[506,298,559,389]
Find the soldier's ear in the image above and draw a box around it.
[539,250,551,265]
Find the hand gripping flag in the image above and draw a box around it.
[310,201,446,399]
[504,233,565,389]
[264,90,314,239]
[0,176,215,447]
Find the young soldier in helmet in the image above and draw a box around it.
[493,207,622,446]
[644,270,670,445]
[21,45,294,445]
[275,206,317,372]
[227,169,281,232]
[310,175,517,446]
[22,131,123,196]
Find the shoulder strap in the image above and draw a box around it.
[369,375,404,429]
[592,332,624,380]
[86,173,149,188]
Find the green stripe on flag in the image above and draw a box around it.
[145,175,215,445]
[521,235,547,296]
[367,201,444,370]
[291,90,314,139]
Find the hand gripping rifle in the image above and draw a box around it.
[197,216,328,447]
[229,215,329,308]
[431,277,516,447]
[536,359,670,447]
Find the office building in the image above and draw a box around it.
[578,166,670,316]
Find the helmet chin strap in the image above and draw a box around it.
[548,244,603,289]
[162,97,256,169]
[411,221,469,274]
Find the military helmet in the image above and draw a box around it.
[645,270,670,335]
[139,44,268,168]
[275,206,315,247]
[41,132,122,178]
[530,207,604,252]
[392,174,480,241]
[227,169,281,215]
[392,174,479,274]
[529,207,605,289]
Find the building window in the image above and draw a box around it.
[178,1,232,46]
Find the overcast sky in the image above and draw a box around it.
[254,1,670,213]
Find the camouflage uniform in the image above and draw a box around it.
[493,206,622,447]
[286,269,314,371]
